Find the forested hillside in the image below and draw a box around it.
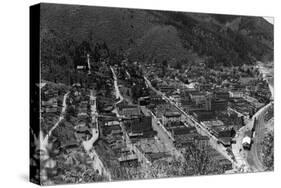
[40,3,273,84]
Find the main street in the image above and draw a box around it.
[144,76,244,170]
[149,109,184,160]
[113,70,183,160]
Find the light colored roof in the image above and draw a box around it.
[242,136,251,144]
[37,82,46,89]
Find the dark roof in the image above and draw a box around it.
[166,121,184,127]
[194,135,209,141]
[172,127,197,135]
[164,111,181,117]
[219,137,232,145]
[146,152,170,161]
[189,91,206,96]
[193,110,214,116]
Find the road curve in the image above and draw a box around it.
[247,102,273,171]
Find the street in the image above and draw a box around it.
[110,66,124,105]
[82,89,99,152]
[39,91,69,160]
[246,102,273,171]
[150,110,184,159]
[144,76,236,167]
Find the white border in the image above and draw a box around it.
[0,0,279,188]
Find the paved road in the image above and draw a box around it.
[246,102,273,171]
[231,126,251,172]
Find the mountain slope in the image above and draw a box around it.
[40,3,273,82]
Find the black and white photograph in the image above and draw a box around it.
[1,1,280,188]
[29,2,274,186]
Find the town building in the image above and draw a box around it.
[158,85,176,94]
[104,118,120,127]
[118,152,138,167]
[123,107,155,140]
[134,138,171,163]
[118,104,141,117]
[194,135,209,150]
[229,90,244,98]
[162,111,182,125]
[138,96,150,106]
[149,94,165,105]
[214,91,230,100]
[189,92,206,105]
[76,65,87,70]
[192,111,215,122]
[172,126,199,148]
[211,98,228,111]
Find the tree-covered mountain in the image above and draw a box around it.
[40,3,273,83]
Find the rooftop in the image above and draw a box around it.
[189,91,206,96]
[202,120,225,127]
[164,111,181,117]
